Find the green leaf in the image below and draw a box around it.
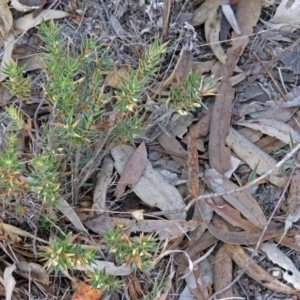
[248,161,260,182]
[233,172,243,187]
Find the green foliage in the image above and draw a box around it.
[41,232,97,274]
[28,154,61,207]
[1,61,30,98]
[0,133,25,199]
[88,269,122,291]
[167,73,218,114]
[0,20,217,295]
[103,222,158,272]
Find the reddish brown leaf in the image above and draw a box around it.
[208,217,284,245]
[114,141,147,199]
[187,126,199,197]
[213,245,235,299]
[203,199,257,231]
[208,46,242,174]
[71,281,102,300]
[225,243,299,294]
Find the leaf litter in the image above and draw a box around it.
[3,0,300,299]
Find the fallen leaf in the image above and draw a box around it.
[276,235,300,252]
[191,0,228,26]
[133,219,201,240]
[226,128,287,188]
[0,0,13,37]
[269,0,300,31]
[204,8,228,67]
[287,170,300,216]
[261,242,300,289]
[75,260,132,276]
[186,126,199,197]
[14,10,70,34]
[238,86,300,143]
[235,119,300,144]
[58,198,88,233]
[208,220,284,244]
[167,113,194,139]
[213,245,234,299]
[157,130,187,166]
[114,141,147,199]
[185,260,210,300]
[3,264,16,300]
[71,281,102,300]
[0,223,46,243]
[17,53,47,72]
[203,199,257,231]
[93,155,114,211]
[228,0,262,56]
[221,4,241,35]
[209,46,243,174]
[203,168,266,228]
[183,112,212,143]
[16,262,51,294]
[110,14,127,38]
[104,65,130,89]
[225,243,298,294]
[111,144,186,220]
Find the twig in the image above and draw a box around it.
[246,45,288,102]
[209,166,294,300]
[243,37,300,90]
[147,141,300,216]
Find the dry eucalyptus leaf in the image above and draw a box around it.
[270,0,300,31]
[58,198,88,233]
[228,0,261,56]
[226,128,287,188]
[261,242,300,289]
[114,141,147,199]
[75,260,132,276]
[225,243,298,294]
[3,264,16,300]
[93,155,114,211]
[203,168,266,228]
[209,46,242,174]
[104,65,130,89]
[14,10,70,34]
[17,53,46,71]
[110,14,127,38]
[287,170,300,216]
[16,262,49,285]
[235,119,300,144]
[157,130,187,166]
[205,8,228,66]
[111,144,186,220]
[0,0,13,37]
[207,220,284,244]
[191,0,228,26]
[133,219,201,240]
[213,245,234,299]
[203,199,257,231]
